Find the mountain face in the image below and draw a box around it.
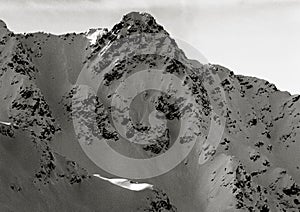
[0,12,299,211]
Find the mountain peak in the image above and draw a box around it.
[122,12,156,25]
[89,12,169,58]
[111,11,168,36]
[0,13,300,212]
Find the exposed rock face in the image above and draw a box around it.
[0,12,299,211]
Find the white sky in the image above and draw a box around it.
[0,0,300,94]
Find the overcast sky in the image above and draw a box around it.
[0,0,300,94]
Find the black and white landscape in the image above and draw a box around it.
[0,8,300,212]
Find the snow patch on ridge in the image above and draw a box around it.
[86,29,106,45]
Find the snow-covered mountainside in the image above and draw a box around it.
[0,12,299,211]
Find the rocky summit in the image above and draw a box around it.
[0,12,299,211]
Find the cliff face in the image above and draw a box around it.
[0,12,299,211]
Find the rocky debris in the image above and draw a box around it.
[0,121,14,137]
[143,189,177,212]
[8,82,60,143]
[60,84,119,144]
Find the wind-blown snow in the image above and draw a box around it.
[93,174,154,191]
[0,121,12,126]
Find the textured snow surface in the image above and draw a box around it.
[0,12,299,211]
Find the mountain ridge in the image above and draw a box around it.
[0,12,299,211]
